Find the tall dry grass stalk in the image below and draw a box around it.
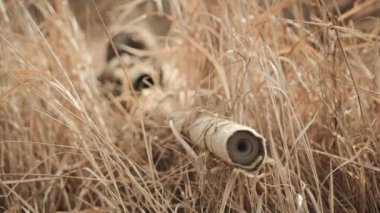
[0,0,380,212]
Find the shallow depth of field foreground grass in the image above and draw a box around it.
[1,0,380,212]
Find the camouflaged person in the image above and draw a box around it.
[97,26,157,100]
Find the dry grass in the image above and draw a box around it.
[1,0,380,212]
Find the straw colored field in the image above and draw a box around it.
[1,0,380,212]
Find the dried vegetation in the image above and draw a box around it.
[0,0,380,212]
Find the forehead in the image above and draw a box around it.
[108,52,159,68]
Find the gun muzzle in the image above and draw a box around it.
[172,112,266,171]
